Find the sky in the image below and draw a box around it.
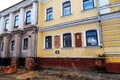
[0,0,22,11]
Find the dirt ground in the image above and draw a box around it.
[0,67,120,80]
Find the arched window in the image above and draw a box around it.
[62,1,71,16]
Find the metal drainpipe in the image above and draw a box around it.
[97,0,103,48]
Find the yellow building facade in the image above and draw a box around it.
[37,0,104,69]
[100,0,120,73]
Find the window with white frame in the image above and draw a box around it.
[46,7,53,21]
[23,38,28,50]
[5,19,9,31]
[86,30,98,46]
[45,36,52,49]
[26,11,31,24]
[11,40,15,51]
[62,1,71,16]
[14,15,19,27]
[63,33,72,48]
[83,0,94,10]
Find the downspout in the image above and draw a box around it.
[97,0,103,48]
[34,1,39,64]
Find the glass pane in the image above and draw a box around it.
[83,0,94,10]
[87,36,97,46]
[64,7,71,16]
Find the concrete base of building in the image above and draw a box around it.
[0,58,11,66]
[105,63,120,73]
[37,58,105,70]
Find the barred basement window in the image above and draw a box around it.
[63,33,72,48]
[83,0,94,10]
[62,1,71,16]
[45,36,52,49]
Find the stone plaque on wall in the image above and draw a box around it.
[54,35,60,48]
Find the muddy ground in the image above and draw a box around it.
[0,67,120,80]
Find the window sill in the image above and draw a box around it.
[84,46,102,48]
[61,13,72,18]
[44,48,53,50]
[61,47,74,49]
[45,19,54,22]
[81,7,96,12]
[22,50,28,52]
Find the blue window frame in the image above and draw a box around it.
[63,33,72,47]
[46,7,53,20]
[14,15,19,27]
[83,0,94,10]
[45,36,52,49]
[62,1,71,16]
[5,19,9,31]
[26,11,31,24]
[86,30,98,46]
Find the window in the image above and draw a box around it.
[45,36,52,49]
[46,7,53,20]
[1,42,4,51]
[86,30,98,46]
[11,40,15,51]
[63,33,72,48]
[62,1,71,16]
[26,11,31,24]
[83,0,94,10]
[14,15,19,27]
[23,38,28,50]
[5,19,9,31]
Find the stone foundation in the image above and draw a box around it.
[11,58,19,67]
[25,58,35,71]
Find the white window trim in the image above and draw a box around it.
[44,35,53,49]
[24,9,32,23]
[5,18,9,30]
[81,0,96,11]
[61,0,72,17]
[44,6,54,21]
[61,32,74,48]
[22,37,28,52]
[84,28,101,47]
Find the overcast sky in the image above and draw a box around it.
[0,0,22,11]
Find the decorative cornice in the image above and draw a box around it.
[101,11,120,21]
[40,16,98,32]
[0,0,36,16]
[39,0,50,3]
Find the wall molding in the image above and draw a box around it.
[40,16,98,32]
[101,11,120,21]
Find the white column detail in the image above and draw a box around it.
[9,13,14,31]
[31,1,37,25]
[0,17,5,34]
[19,7,24,29]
